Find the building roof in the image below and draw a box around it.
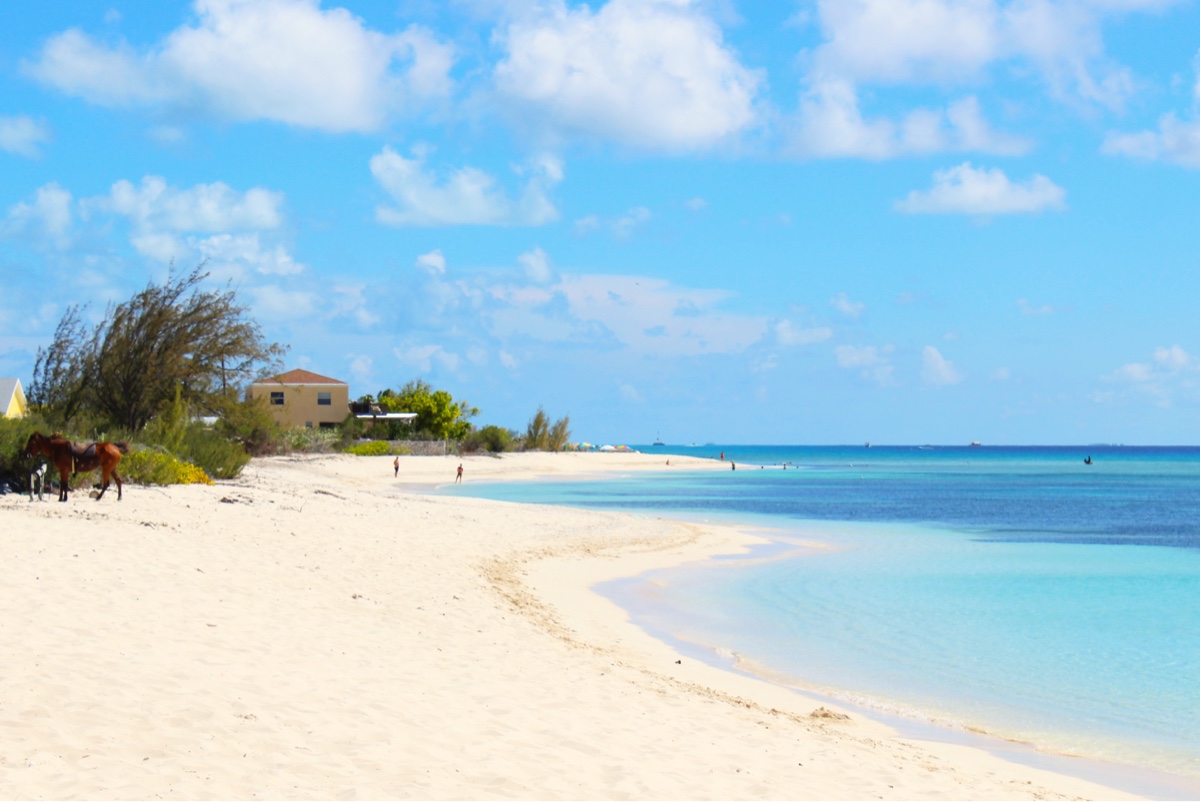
[254,368,348,386]
[1,377,24,401]
[0,377,27,415]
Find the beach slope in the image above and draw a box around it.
[0,453,1135,799]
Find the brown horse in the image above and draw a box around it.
[23,432,129,502]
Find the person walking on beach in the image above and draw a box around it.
[456,464,463,483]
[393,456,399,478]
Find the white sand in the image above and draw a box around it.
[0,452,1139,799]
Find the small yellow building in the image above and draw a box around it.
[0,378,28,418]
[248,369,349,429]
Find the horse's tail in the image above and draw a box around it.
[114,442,130,455]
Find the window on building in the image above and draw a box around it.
[305,421,313,428]
[319,421,337,430]
[270,391,284,405]
[317,391,332,406]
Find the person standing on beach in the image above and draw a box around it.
[456,464,463,483]
[393,456,399,477]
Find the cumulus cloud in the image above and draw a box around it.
[1104,344,1197,406]
[804,0,1154,111]
[492,0,760,150]
[194,232,305,276]
[894,162,1066,214]
[486,273,767,357]
[5,183,74,246]
[775,320,833,346]
[1017,298,1055,315]
[415,248,447,275]
[394,341,459,372]
[0,115,51,158]
[921,345,963,386]
[1103,113,1200,168]
[518,246,555,283]
[789,83,1029,159]
[24,0,454,132]
[92,175,284,233]
[834,343,896,385]
[371,146,562,226]
[830,292,865,318]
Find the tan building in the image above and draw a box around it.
[248,369,349,429]
[0,378,28,418]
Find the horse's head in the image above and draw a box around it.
[22,431,47,459]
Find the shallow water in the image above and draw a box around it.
[456,446,1200,784]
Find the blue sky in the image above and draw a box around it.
[2,0,1199,445]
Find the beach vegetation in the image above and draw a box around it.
[523,407,571,451]
[346,440,393,456]
[0,412,51,491]
[525,407,549,449]
[463,424,514,453]
[30,263,285,432]
[370,380,478,440]
[547,414,572,451]
[119,448,214,486]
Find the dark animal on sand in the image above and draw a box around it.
[23,431,129,502]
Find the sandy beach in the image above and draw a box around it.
[0,452,1139,800]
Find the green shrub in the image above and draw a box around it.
[120,447,213,486]
[285,426,338,453]
[346,440,391,456]
[0,413,51,491]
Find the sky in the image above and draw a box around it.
[2,0,1200,445]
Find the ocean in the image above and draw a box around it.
[453,445,1200,790]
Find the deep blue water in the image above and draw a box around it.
[454,445,1200,783]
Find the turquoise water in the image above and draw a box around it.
[455,446,1200,784]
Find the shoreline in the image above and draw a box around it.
[446,454,1200,799]
[0,451,1151,799]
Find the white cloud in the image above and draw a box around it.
[1017,298,1054,315]
[0,115,51,158]
[805,0,1155,111]
[196,233,304,275]
[394,342,459,372]
[1103,113,1200,168]
[830,291,865,318]
[331,284,379,327]
[574,206,652,238]
[811,0,1000,85]
[348,354,373,383]
[487,273,767,357]
[789,82,1029,159]
[990,367,1012,381]
[518,246,554,283]
[416,248,447,275]
[921,345,963,386]
[613,206,651,238]
[492,0,760,150]
[249,284,318,320]
[5,182,74,245]
[775,320,833,346]
[1104,344,1197,406]
[371,146,562,226]
[94,176,284,233]
[25,0,455,132]
[619,383,643,402]
[1154,344,1190,370]
[498,350,519,369]
[834,343,896,385]
[895,163,1066,214]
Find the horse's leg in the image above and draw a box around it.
[58,467,69,502]
[114,468,122,501]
